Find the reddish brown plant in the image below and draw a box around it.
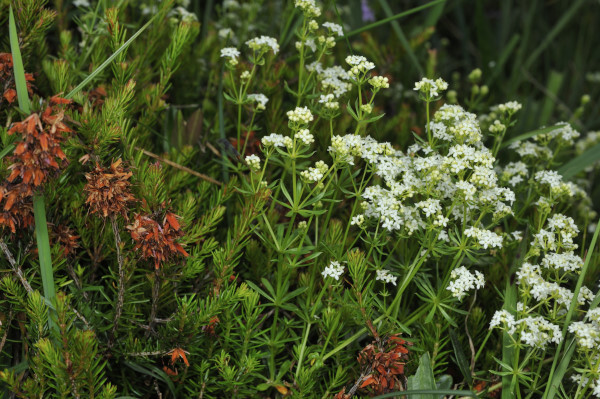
[0,98,71,233]
[357,334,411,396]
[0,53,35,108]
[127,203,189,269]
[84,158,135,220]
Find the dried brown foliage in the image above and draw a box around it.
[84,158,135,220]
[0,98,71,232]
[127,203,189,269]
[0,53,34,108]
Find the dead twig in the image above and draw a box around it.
[135,146,222,186]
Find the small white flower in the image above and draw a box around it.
[322,261,345,280]
[295,129,314,145]
[447,266,485,301]
[287,106,314,124]
[246,36,279,54]
[221,47,240,61]
[376,269,397,286]
[245,154,261,171]
[490,310,516,334]
[322,22,343,37]
[247,93,269,110]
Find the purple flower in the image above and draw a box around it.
[361,0,376,22]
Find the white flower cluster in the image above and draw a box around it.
[413,77,448,98]
[247,93,269,110]
[375,269,397,286]
[369,76,389,90]
[319,93,339,110]
[245,154,261,171]
[295,129,314,145]
[446,266,485,301]
[246,35,279,54]
[569,319,600,349]
[496,101,522,114]
[295,0,321,17]
[308,63,352,98]
[533,123,580,146]
[490,311,561,349]
[531,213,579,253]
[322,22,343,37]
[345,55,375,80]
[322,260,344,280]
[221,47,240,65]
[534,170,574,198]
[301,161,328,183]
[517,316,562,348]
[262,133,293,149]
[429,104,482,144]
[500,161,528,187]
[464,227,503,249]
[328,98,515,243]
[287,106,314,125]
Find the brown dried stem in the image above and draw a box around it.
[109,216,126,347]
[0,238,33,294]
[135,146,222,186]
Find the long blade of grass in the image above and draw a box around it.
[377,0,424,76]
[543,217,600,398]
[341,0,445,39]
[522,0,586,72]
[500,124,567,149]
[9,6,30,113]
[501,281,517,399]
[65,15,156,99]
[538,71,564,126]
[371,389,477,398]
[0,144,16,160]
[33,195,56,305]
[557,142,600,180]
[10,7,56,331]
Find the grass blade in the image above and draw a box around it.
[501,281,517,399]
[538,71,564,127]
[65,15,156,99]
[33,195,56,305]
[543,217,600,398]
[557,142,600,180]
[10,6,56,330]
[9,6,30,113]
[522,0,586,71]
[500,124,567,149]
[341,0,445,39]
[377,0,424,76]
[0,144,16,160]
[371,389,477,398]
[449,328,473,386]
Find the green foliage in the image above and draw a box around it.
[0,1,598,398]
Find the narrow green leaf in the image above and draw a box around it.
[449,329,473,386]
[0,144,16,160]
[377,0,424,76]
[123,361,176,396]
[65,15,157,99]
[9,6,30,113]
[33,195,56,305]
[501,282,517,399]
[341,0,445,39]
[543,217,600,399]
[500,124,567,149]
[371,389,476,399]
[557,142,600,180]
[538,71,564,127]
[522,0,586,71]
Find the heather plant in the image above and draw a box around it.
[0,0,599,398]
